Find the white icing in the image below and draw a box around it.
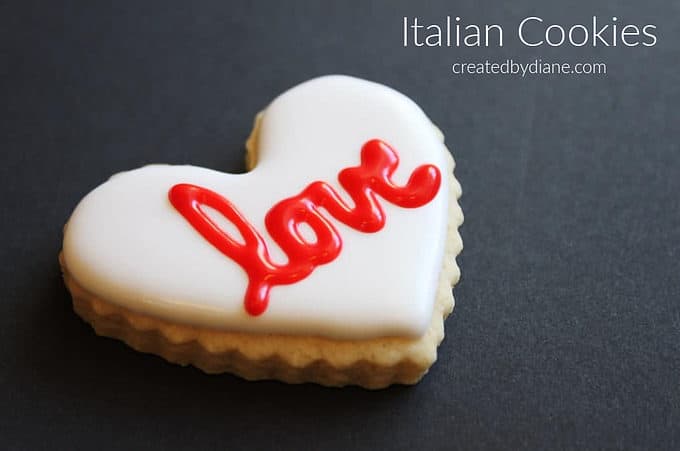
[63,75,450,339]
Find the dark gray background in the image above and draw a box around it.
[1,1,679,449]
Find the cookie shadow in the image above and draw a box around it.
[9,259,420,428]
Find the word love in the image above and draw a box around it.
[169,139,441,316]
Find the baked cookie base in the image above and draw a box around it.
[61,124,463,389]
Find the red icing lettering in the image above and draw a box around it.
[168,139,441,316]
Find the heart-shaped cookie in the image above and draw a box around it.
[61,75,463,388]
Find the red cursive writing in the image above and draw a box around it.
[168,139,441,316]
